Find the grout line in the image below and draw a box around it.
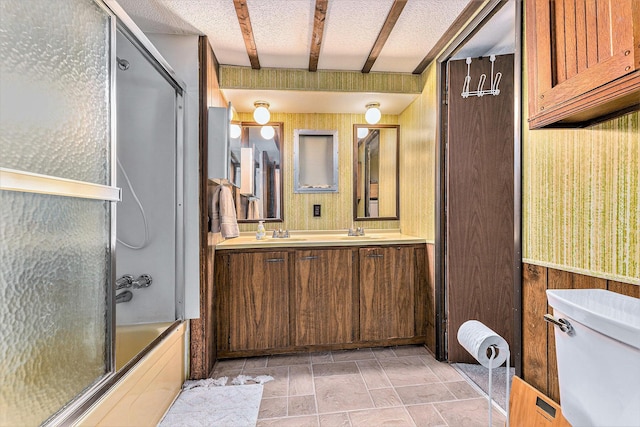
[374,353,420,427]
[309,357,326,426]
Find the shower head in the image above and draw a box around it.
[116,56,130,71]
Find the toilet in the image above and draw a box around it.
[546,289,640,427]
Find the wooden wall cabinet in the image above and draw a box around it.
[526,0,640,128]
[215,244,426,358]
[216,251,289,353]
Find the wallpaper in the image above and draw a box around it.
[220,66,422,94]
[397,62,439,242]
[236,111,400,232]
[523,111,639,284]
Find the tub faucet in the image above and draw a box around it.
[116,274,133,290]
[116,290,133,304]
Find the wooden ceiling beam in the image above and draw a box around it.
[412,1,484,75]
[233,0,260,69]
[309,0,329,72]
[361,0,407,74]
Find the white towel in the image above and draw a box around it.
[211,185,239,238]
[247,199,261,220]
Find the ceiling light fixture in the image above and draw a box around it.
[260,125,275,140]
[253,101,270,125]
[365,102,381,125]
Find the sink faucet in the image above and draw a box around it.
[348,226,365,236]
[272,229,290,238]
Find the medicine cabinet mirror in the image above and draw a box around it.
[294,129,338,193]
[233,122,283,223]
[353,124,399,220]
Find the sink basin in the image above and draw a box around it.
[256,237,307,242]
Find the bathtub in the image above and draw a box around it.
[115,322,175,371]
[76,321,186,426]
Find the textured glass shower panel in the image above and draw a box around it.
[0,191,111,426]
[0,0,111,184]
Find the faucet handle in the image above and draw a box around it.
[284,230,290,238]
[272,229,278,238]
[116,274,133,290]
[132,274,152,289]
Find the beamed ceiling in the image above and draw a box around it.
[116,0,515,114]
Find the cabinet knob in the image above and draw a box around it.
[625,66,631,71]
[624,50,630,56]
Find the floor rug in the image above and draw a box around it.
[160,383,263,427]
[453,363,515,411]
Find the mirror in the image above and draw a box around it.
[353,124,399,220]
[294,129,338,193]
[232,122,283,223]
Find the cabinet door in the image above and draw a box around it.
[227,251,289,351]
[360,246,415,341]
[526,0,639,127]
[293,249,354,346]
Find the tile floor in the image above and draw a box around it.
[210,345,506,426]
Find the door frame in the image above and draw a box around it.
[434,0,523,375]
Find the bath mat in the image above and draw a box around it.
[159,383,263,427]
[453,363,515,411]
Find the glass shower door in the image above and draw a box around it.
[0,0,117,425]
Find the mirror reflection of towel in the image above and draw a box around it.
[211,185,239,238]
[248,199,261,220]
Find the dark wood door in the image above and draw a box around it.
[360,246,415,341]
[227,251,289,351]
[292,248,354,346]
[446,54,515,363]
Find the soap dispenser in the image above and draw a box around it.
[256,220,266,240]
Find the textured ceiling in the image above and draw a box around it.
[115,0,471,73]
[114,0,515,114]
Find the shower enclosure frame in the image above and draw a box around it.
[1,1,189,425]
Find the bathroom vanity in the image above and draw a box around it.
[214,231,427,358]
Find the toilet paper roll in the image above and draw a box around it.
[457,320,508,368]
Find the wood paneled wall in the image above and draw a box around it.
[522,262,639,403]
[190,36,227,380]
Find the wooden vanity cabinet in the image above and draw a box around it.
[526,0,640,128]
[215,251,289,353]
[215,243,427,357]
[292,248,355,346]
[359,246,416,341]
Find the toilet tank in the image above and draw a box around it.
[546,289,640,427]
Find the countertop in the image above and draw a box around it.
[215,229,426,250]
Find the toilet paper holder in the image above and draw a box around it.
[457,320,511,427]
